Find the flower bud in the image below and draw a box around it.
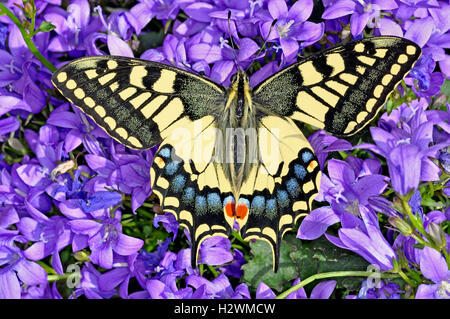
[439,147,450,175]
[74,250,90,262]
[50,159,76,181]
[428,222,446,249]
[23,0,35,19]
[388,216,413,236]
[8,137,26,154]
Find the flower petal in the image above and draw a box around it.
[420,246,448,283]
[113,233,144,256]
[297,206,339,240]
[268,0,288,19]
[0,271,21,299]
[310,280,337,299]
[322,0,356,19]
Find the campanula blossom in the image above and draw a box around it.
[69,215,143,269]
[0,236,47,299]
[260,0,324,61]
[322,0,398,36]
[416,247,450,299]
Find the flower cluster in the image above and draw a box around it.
[0,0,449,299]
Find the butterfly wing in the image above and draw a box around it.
[252,36,421,136]
[243,36,420,270]
[52,57,231,266]
[150,116,234,266]
[236,116,321,271]
[51,56,226,149]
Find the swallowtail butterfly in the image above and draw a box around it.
[52,36,421,271]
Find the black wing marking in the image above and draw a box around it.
[252,36,421,136]
[52,56,226,149]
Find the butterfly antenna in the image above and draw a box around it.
[245,19,278,73]
[227,10,241,72]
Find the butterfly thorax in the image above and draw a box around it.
[218,71,258,197]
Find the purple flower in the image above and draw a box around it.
[0,116,20,138]
[199,236,233,266]
[80,191,122,213]
[219,248,245,278]
[326,205,397,271]
[0,22,7,50]
[45,0,103,54]
[69,215,143,269]
[359,99,448,195]
[89,6,134,57]
[186,273,250,299]
[17,216,72,274]
[416,247,450,299]
[83,143,153,213]
[256,279,337,299]
[307,130,352,170]
[379,16,446,97]
[22,282,63,299]
[0,236,47,299]
[0,28,48,114]
[72,263,117,299]
[348,280,402,299]
[322,0,398,36]
[137,278,197,299]
[153,212,180,239]
[261,0,324,61]
[129,0,180,34]
[408,190,423,218]
[298,157,387,240]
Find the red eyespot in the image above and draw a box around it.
[225,202,235,218]
[236,203,248,220]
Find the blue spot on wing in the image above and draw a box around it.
[171,174,186,193]
[223,195,235,206]
[159,147,171,158]
[294,164,307,180]
[302,151,313,163]
[251,196,265,215]
[183,187,195,205]
[277,190,289,208]
[286,178,300,197]
[207,193,221,213]
[195,195,207,215]
[165,161,179,175]
[266,198,277,218]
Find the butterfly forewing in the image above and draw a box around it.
[252,37,421,136]
[51,57,226,150]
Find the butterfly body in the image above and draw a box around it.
[52,36,421,271]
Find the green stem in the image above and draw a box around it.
[0,3,56,72]
[47,273,71,282]
[276,271,399,299]
[397,270,414,286]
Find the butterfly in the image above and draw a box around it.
[51,36,420,271]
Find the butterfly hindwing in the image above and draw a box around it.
[51,56,226,150]
[252,36,421,136]
[237,117,321,271]
[150,116,233,266]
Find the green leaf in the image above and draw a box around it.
[243,235,370,293]
[37,21,56,33]
[138,30,165,52]
[440,79,450,101]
